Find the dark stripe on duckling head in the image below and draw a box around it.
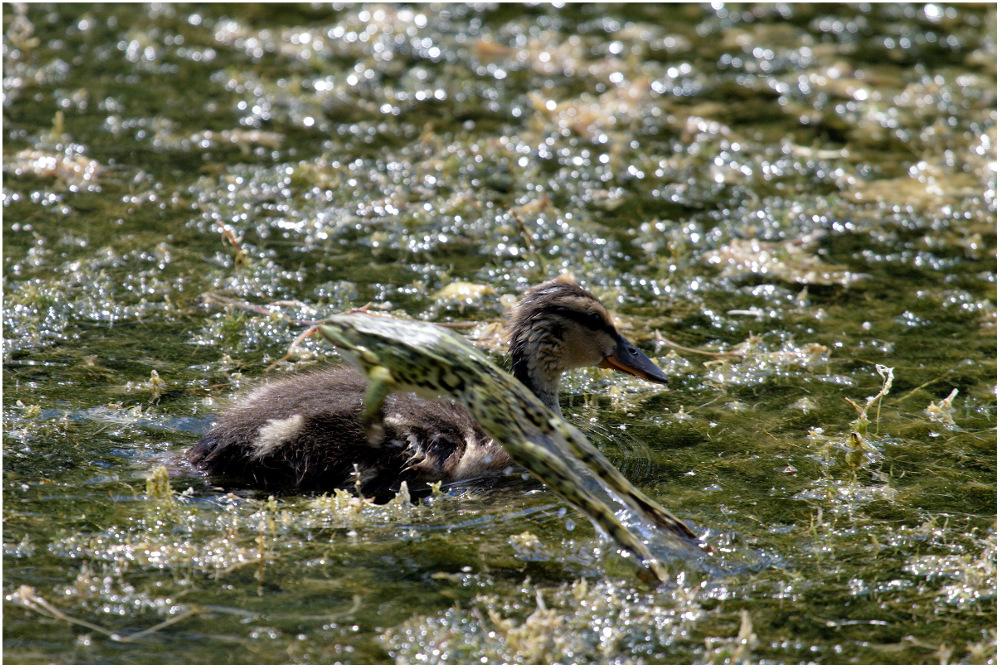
[545,304,617,338]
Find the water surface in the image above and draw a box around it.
[3,3,996,664]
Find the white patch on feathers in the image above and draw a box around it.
[251,414,305,459]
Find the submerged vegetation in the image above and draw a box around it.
[3,3,996,664]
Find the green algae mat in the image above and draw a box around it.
[3,4,995,664]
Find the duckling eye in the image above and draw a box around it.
[584,311,606,330]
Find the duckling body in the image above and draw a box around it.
[187,277,668,500]
[189,366,508,501]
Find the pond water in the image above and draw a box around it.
[3,3,996,664]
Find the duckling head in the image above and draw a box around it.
[507,276,668,414]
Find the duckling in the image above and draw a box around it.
[187,277,670,501]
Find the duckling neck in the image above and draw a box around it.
[510,353,563,418]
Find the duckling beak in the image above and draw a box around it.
[599,333,669,384]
